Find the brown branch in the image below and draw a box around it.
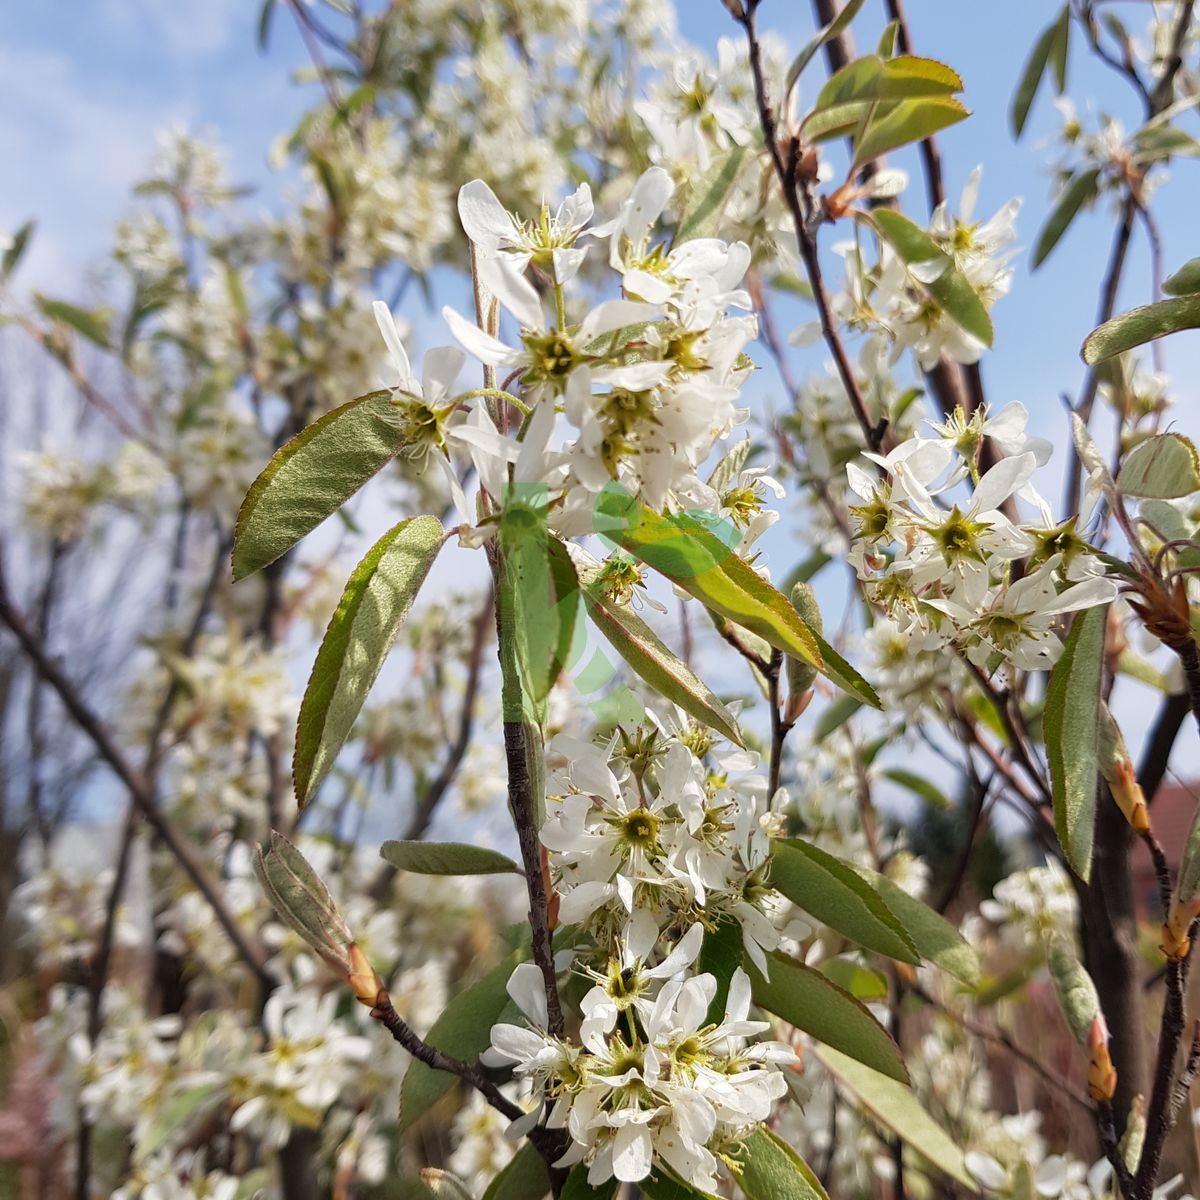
[882,0,946,210]
[1166,1020,1200,1127]
[1176,638,1200,737]
[489,545,564,1050]
[1063,194,1137,520]
[1134,949,1193,1198]
[1149,0,1197,113]
[369,992,568,1184]
[935,760,990,914]
[767,651,796,797]
[1138,691,1190,803]
[735,1,885,452]
[911,982,1094,1114]
[0,557,270,986]
[1097,1099,1137,1199]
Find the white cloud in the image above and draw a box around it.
[0,44,189,293]
[97,0,248,59]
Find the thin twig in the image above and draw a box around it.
[1097,1099,1137,1199]
[1063,194,1136,520]
[0,556,270,985]
[370,991,567,1181]
[403,589,494,842]
[911,983,1095,1113]
[734,1,885,452]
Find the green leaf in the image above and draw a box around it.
[1164,257,1200,296]
[500,505,580,713]
[1047,935,1099,1043]
[815,695,862,741]
[819,958,889,1001]
[401,946,528,1133]
[675,147,747,244]
[1176,803,1200,905]
[1133,123,1200,162]
[785,0,869,94]
[818,55,962,108]
[1045,605,1108,880]
[853,96,970,167]
[1082,295,1200,364]
[851,866,980,986]
[804,55,966,157]
[561,1167,616,1199]
[771,839,919,964]
[706,436,755,495]
[784,551,832,588]
[872,209,993,348]
[748,950,907,1082]
[379,841,522,876]
[641,1170,720,1199]
[1116,649,1171,693]
[816,1045,978,1190]
[1010,18,1059,138]
[35,295,111,349]
[233,390,409,580]
[1048,4,1070,93]
[1117,433,1200,498]
[877,20,899,58]
[882,768,950,810]
[595,489,880,708]
[2,220,34,280]
[257,0,278,49]
[1032,168,1100,269]
[294,516,445,806]
[254,831,353,969]
[569,546,743,746]
[1139,498,1195,544]
[135,1083,222,1162]
[729,1128,829,1200]
[697,918,744,1025]
[481,1142,550,1200]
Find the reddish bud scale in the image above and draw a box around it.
[347,942,388,1009]
[1087,1017,1117,1102]
[1111,760,1149,833]
[1162,898,1200,962]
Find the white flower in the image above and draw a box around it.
[458,178,595,283]
[578,915,703,1043]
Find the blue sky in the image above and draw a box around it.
[5,1,1193,434]
[4,2,1197,796]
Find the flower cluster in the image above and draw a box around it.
[543,721,779,970]
[794,170,1019,369]
[487,959,795,1189]
[847,402,1117,672]
[475,715,799,1189]
[371,167,758,527]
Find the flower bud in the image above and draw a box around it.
[1162,897,1200,961]
[1098,707,1148,832]
[1087,1016,1117,1103]
[419,1170,474,1200]
[347,942,387,1010]
[1048,935,1100,1045]
[254,831,354,975]
[1118,1094,1145,1173]
[785,582,822,705]
[1110,759,1149,833]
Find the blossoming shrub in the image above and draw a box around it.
[3,1,1200,1199]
